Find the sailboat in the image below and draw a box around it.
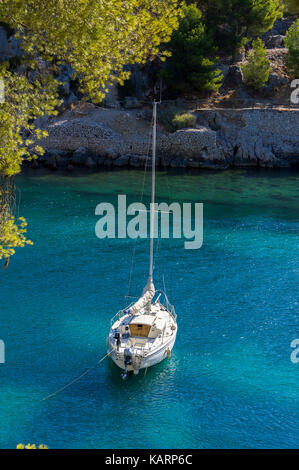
[107,102,178,379]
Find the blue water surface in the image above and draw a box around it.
[0,168,298,449]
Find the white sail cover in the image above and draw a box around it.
[128,279,155,315]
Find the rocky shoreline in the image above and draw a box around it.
[28,104,299,172]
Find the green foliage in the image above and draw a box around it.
[241,38,271,89]
[283,0,299,14]
[0,64,58,260]
[1,0,182,103]
[0,213,33,260]
[285,20,299,78]
[160,4,223,94]
[0,172,33,260]
[0,65,59,177]
[196,0,283,52]
[0,0,182,260]
[158,102,196,131]
[172,112,197,130]
[17,443,49,449]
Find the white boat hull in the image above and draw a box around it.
[108,299,177,375]
[108,331,177,372]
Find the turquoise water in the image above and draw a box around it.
[0,168,298,449]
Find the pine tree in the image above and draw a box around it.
[160,4,223,94]
[194,0,284,53]
[285,20,299,78]
[241,38,271,89]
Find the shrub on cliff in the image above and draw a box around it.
[158,102,184,131]
[160,5,223,94]
[285,20,299,78]
[241,39,271,89]
[172,112,196,130]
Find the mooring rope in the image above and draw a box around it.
[42,350,113,401]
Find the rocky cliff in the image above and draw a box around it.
[196,108,299,168]
[36,103,298,171]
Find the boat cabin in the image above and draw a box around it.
[128,315,165,339]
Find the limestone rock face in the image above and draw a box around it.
[160,128,217,158]
[114,155,130,166]
[170,158,187,168]
[85,156,97,168]
[228,65,243,86]
[0,28,23,59]
[41,106,218,162]
[104,83,120,109]
[196,109,299,168]
[263,73,288,97]
[67,93,79,107]
[0,27,8,57]
[123,96,142,109]
[70,146,89,165]
[44,154,57,170]
[57,73,70,95]
[39,105,298,170]
[129,155,148,167]
[266,35,285,48]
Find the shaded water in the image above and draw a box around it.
[0,168,298,449]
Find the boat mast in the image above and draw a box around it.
[149,101,157,283]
